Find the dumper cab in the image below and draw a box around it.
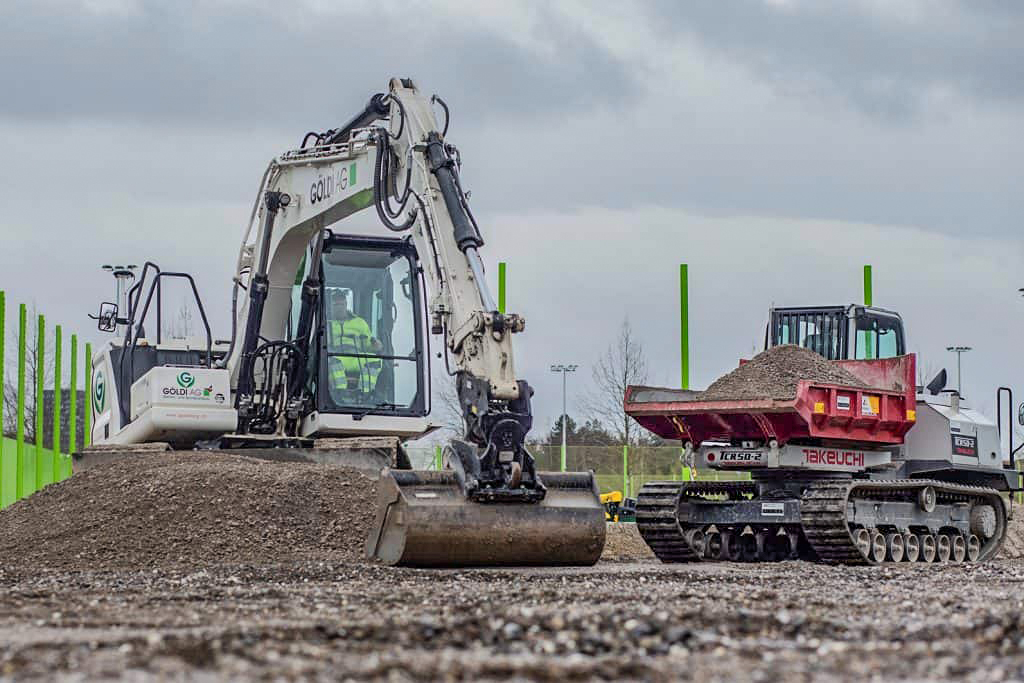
[766,305,906,361]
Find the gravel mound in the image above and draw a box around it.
[999,511,1024,559]
[601,522,655,561]
[699,344,868,401]
[0,452,377,571]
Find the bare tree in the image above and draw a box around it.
[582,319,649,446]
[2,305,54,440]
[162,296,195,340]
[915,351,941,390]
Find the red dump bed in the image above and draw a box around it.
[625,355,917,448]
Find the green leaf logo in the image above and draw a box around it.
[93,370,106,413]
[177,371,196,389]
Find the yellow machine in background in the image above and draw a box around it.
[601,491,637,522]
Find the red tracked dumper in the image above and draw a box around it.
[626,317,1021,565]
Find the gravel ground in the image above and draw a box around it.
[2,558,1024,681]
[700,345,868,401]
[5,457,1024,681]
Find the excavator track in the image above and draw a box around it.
[638,478,1007,565]
[801,478,1007,565]
[636,480,756,563]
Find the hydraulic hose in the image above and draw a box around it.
[431,94,450,137]
[373,129,417,232]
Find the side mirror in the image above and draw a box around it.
[1018,402,1024,427]
[926,368,948,396]
[93,302,118,332]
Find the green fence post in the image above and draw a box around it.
[0,291,4,503]
[34,314,45,492]
[863,265,873,307]
[622,444,628,498]
[498,262,506,314]
[680,264,689,390]
[863,265,873,360]
[68,334,77,479]
[52,324,62,482]
[84,343,92,446]
[1017,460,1022,505]
[434,445,442,470]
[16,304,26,501]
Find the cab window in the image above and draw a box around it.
[854,314,904,359]
[319,244,422,413]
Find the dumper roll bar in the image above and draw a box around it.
[997,387,1023,471]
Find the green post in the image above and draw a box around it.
[84,343,92,447]
[863,265,873,307]
[35,314,45,491]
[680,264,696,482]
[622,444,628,498]
[69,334,77,478]
[864,265,873,360]
[0,291,4,502]
[16,304,26,500]
[52,325,62,481]
[680,264,689,390]
[1018,459,1023,506]
[497,262,506,314]
[434,445,442,470]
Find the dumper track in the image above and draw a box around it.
[636,480,755,563]
[637,478,1006,565]
[801,478,1007,565]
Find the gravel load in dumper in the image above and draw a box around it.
[0,453,377,571]
[698,344,868,401]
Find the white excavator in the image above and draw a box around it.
[81,78,606,567]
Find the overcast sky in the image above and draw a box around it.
[1,0,1021,443]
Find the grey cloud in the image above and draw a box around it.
[0,1,1022,438]
[640,0,1024,121]
[0,1,1019,260]
[0,1,639,128]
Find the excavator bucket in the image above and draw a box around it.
[367,469,607,567]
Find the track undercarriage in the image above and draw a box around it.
[637,476,1008,565]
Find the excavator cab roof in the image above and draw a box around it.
[765,304,906,361]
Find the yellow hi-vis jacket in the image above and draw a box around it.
[327,316,381,391]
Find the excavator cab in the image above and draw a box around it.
[303,234,427,420]
[766,304,906,361]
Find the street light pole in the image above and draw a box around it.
[550,364,578,472]
[945,346,972,395]
[562,370,567,468]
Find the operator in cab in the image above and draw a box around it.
[326,288,383,396]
